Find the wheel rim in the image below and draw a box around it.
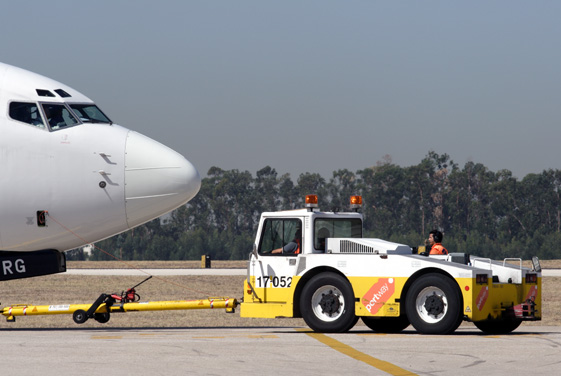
[415,286,448,323]
[311,284,345,322]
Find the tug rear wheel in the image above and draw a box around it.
[405,273,463,334]
[474,318,522,334]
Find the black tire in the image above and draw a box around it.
[361,315,410,333]
[474,318,522,334]
[300,272,357,333]
[73,309,88,324]
[94,312,111,324]
[405,273,463,334]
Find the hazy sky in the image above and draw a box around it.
[2,1,560,180]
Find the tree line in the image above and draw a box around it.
[75,151,561,261]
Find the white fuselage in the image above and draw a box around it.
[0,62,201,253]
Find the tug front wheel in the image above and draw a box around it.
[300,272,357,333]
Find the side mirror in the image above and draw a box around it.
[252,243,259,260]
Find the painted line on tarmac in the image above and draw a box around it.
[191,334,279,339]
[296,328,417,375]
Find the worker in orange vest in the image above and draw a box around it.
[428,230,448,255]
[272,229,302,254]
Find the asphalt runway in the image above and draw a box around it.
[64,268,247,276]
[64,268,561,276]
[0,325,559,375]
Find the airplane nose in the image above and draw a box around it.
[124,131,201,228]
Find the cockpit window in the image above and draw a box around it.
[41,103,79,130]
[55,89,71,98]
[69,104,111,124]
[36,89,55,97]
[9,102,46,129]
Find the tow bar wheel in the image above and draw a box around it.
[73,309,88,324]
[300,272,357,333]
[406,273,463,334]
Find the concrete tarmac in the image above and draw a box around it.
[26,268,554,375]
[0,325,559,375]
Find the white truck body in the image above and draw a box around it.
[241,202,541,334]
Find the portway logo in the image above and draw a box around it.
[362,278,395,315]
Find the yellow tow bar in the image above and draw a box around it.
[2,297,238,324]
[2,276,238,324]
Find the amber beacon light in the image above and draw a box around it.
[350,195,362,211]
[305,195,319,210]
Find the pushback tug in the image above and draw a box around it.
[3,195,541,334]
[241,195,541,334]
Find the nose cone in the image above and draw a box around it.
[124,131,201,228]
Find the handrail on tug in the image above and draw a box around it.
[246,245,261,302]
[472,257,525,271]
[503,257,522,269]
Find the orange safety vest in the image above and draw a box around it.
[294,239,301,254]
[430,243,448,255]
